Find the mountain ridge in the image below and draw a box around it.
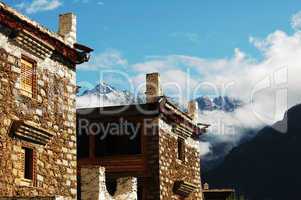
[196,96,243,112]
[203,104,301,199]
[77,82,144,108]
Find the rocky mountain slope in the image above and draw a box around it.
[203,104,301,200]
[196,96,243,112]
[77,82,243,112]
[76,82,144,108]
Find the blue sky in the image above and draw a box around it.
[6,0,301,145]
[12,0,299,57]
[5,0,301,95]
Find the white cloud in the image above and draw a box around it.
[76,13,301,158]
[78,49,128,71]
[16,0,62,14]
[199,141,212,157]
[73,0,104,5]
[129,27,301,158]
[291,11,301,31]
[135,30,301,124]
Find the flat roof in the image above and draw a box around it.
[0,2,68,47]
[77,97,208,136]
[0,2,93,65]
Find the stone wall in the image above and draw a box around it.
[0,27,77,199]
[80,167,137,200]
[158,119,203,200]
[143,117,161,200]
[0,196,66,200]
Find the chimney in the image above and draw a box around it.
[145,73,163,103]
[188,100,198,122]
[58,13,77,46]
[203,183,209,190]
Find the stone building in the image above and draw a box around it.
[0,2,92,199]
[77,73,209,200]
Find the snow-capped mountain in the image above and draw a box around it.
[76,82,144,108]
[196,96,243,112]
[77,82,243,112]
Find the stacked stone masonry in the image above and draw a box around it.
[158,119,203,200]
[80,167,137,200]
[0,27,77,199]
[0,197,66,200]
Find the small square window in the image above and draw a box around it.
[20,56,36,98]
[23,147,33,180]
[177,138,185,161]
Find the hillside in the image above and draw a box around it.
[203,104,301,199]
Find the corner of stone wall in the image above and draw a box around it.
[80,167,137,200]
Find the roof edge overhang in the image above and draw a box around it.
[77,97,208,137]
[0,2,93,67]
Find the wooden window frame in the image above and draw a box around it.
[20,55,37,98]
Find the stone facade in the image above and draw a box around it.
[158,119,203,200]
[0,196,66,200]
[0,35,77,198]
[145,73,204,200]
[80,167,137,200]
[0,2,91,199]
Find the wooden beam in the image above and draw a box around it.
[78,155,146,174]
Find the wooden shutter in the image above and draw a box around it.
[20,57,35,98]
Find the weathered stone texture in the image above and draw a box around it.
[158,119,203,200]
[58,13,77,46]
[145,118,161,200]
[0,196,66,200]
[80,167,137,200]
[0,28,77,199]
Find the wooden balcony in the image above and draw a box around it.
[78,154,146,176]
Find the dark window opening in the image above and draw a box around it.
[95,121,142,156]
[137,177,144,200]
[77,125,90,158]
[106,176,117,196]
[177,138,185,161]
[23,147,33,180]
[77,174,81,200]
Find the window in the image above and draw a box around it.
[77,127,90,159]
[177,137,185,161]
[20,57,35,98]
[95,121,142,157]
[23,147,33,180]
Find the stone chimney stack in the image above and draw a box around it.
[204,183,209,190]
[58,13,77,46]
[188,100,199,122]
[145,73,163,103]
